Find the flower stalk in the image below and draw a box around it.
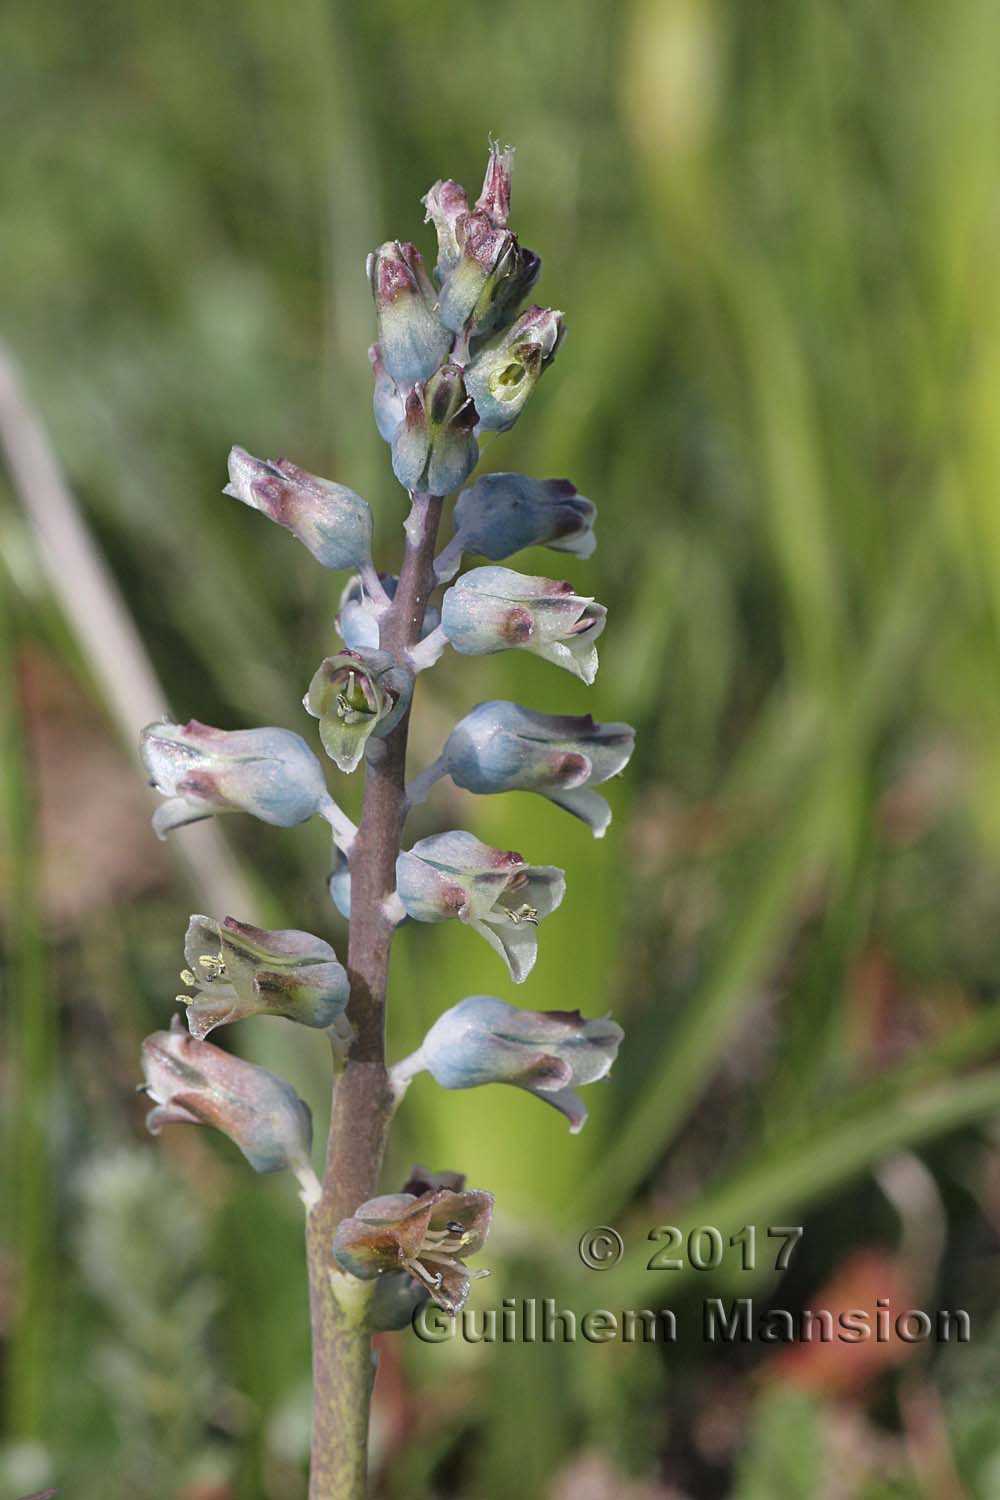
[137,142,633,1500]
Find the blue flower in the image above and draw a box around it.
[440,567,606,684]
[367,241,451,385]
[464,306,565,431]
[439,701,635,837]
[411,995,623,1133]
[304,649,412,773]
[178,915,349,1039]
[439,473,596,578]
[396,830,564,982]
[141,719,329,839]
[224,448,373,571]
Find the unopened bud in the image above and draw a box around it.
[367,241,451,386]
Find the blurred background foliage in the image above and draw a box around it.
[5,0,1000,1494]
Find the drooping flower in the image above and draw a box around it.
[390,363,479,497]
[412,995,623,1133]
[438,472,596,579]
[336,572,440,653]
[332,1185,493,1314]
[366,241,451,386]
[396,830,564,982]
[440,567,606,684]
[369,1165,470,1329]
[304,649,412,773]
[463,306,565,431]
[223,449,373,571]
[141,720,329,839]
[140,1016,313,1174]
[438,701,635,837]
[178,915,349,1039]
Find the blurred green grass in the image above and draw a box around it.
[7,0,1000,1495]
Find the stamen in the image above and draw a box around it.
[197,954,227,977]
[179,969,196,986]
[409,1258,443,1290]
[505,904,539,926]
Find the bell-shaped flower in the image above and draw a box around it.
[332,1185,493,1315]
[369,343,406,442]
[178,915,349,1039]
[464,306,565,431]
[438,473,596,579]
[390,363,479,497]
[369,1165,469,1329]
[367,241,451,386]
[439,700,635,837]
[411,995,623,1133]
[395,830,564,983]
[440,567,606,685]
[304,648,412,773]
[141,719,329,839]
[140,1016,313,1174]
[336,573,440,653]
[224,449,373,572]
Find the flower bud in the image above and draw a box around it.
[443,473,596,576]
[304,649,412,773]
[439,700,635,837]
[440,567,606,684]
[332,1186,493,1314]
[336,573,440,653]
[178,915,349,1039]
[396,830,564,982]
[391,364,479,497]
[415,995,623,1133]
[474,139,514,227]
[224,449,373,571]
[463,306,564,431]
[140,1016,313,1173]
[369,344,405,442]
[422,177,470,282]
[367,241,451,386]
[141,719,329,839]
[438,213,540,341]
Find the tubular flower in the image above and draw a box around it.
[366,240,451,386]
[141,719,329,839]
[463,306,564,432]
[140,1016,313,1174]
[390,363,479,497]
[224,448,373,571]
[395,830,564,983]
[304,649,412,773]
[178,915,349,1039]
[332,1186,493,1315]
[440,567,606,684]
[440,472,596,577]
[412,995,623,1133]
[439,700,635,837]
